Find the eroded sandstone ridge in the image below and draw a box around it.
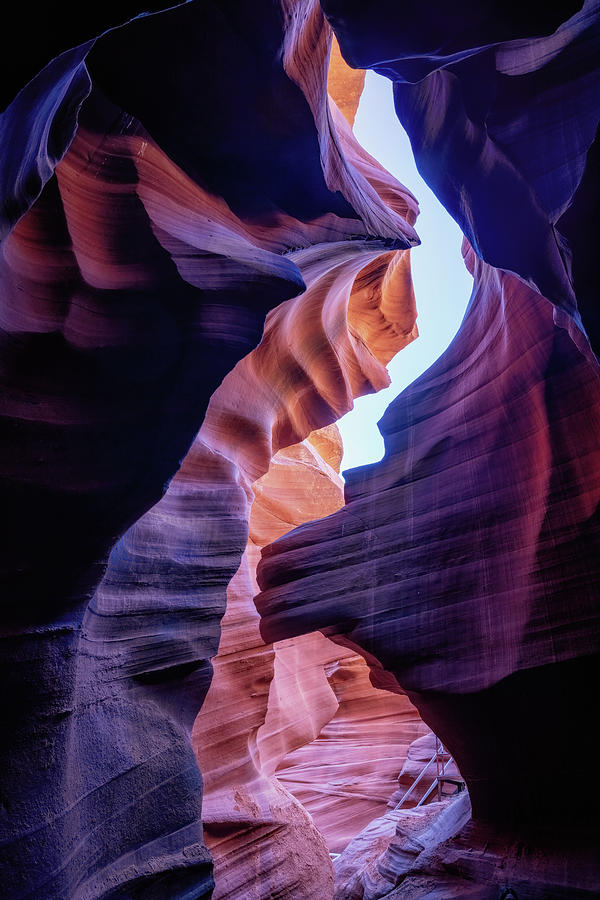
[0,2,419,897]
[186,98,420,891]
[2,1,600,898]
[193,418,426,897]
[257,4,600,894]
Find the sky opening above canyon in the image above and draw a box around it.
[338,72,473,474]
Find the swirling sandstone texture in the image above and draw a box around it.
[323,0,600,347]
[194,424,424,894]
[333,792,472,900]
[0,2,419,897]
[257,4,600,894]
[3,1,600,899]
[274,652,429,853]
[258,239,600,893]
[190,153,419,895]
[193,434,344,900]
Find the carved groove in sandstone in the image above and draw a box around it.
[0,3,422,897]
[190,173,421,897]
[2,1,600,898]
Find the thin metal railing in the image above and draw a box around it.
[393,750,437,810]
[416,751,456,807]
[394,736,463,811]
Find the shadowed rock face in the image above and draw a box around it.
[260,242,600,692]
[2,1,600,899]
[324,0,600,344]
[0,2,417,897]
[187,127,419,892]
[257,242,600,885]
[256,13,600,889]
[193,436,344,900]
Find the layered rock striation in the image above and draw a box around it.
[2,1,600,898]
[324,0,600,346]
[275,652,428,853]
[0,3,419,897]
[190,156,420,895]
[257,19,600,895]
[257,239,600,891]
[194,434,344,900]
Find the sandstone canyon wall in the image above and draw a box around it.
[2,1,600,899]
[0,2,421,897]
[193,420,427,897]
[257,5,600,893]
[187,116,421,893]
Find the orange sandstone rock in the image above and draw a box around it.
[275,653,429,853]
[194,434,345,899]
[327,35,366,129]
[185,18,421,886]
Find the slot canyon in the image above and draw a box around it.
[1,2,599,898]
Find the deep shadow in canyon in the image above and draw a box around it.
[1,2,599,898]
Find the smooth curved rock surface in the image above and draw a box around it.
[325,0,600,344]
[351,806,600,899]
[82,35,417,900]
[194,217,419,894]
[333,793,472,900]
[195,426,423,892]
[185,36,420,888]
[257,227,600,893]
[258,242,600,895]
[4,1,600,898]
[0,3,418,897]
[194,438,342,900]
[259,241,600,688]
[275,653,428,853]
[328,35,366,129]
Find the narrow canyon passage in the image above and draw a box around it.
[1,2,599,899]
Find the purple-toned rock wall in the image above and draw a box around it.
[2,1,600,897]
[256,4,600,893]
[258,242,600,822]
[0,2,418,896]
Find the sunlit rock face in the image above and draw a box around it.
[193,435,343,900]
[274,651,428,853]
[189,161,419,896]
[328,36,366,129]
[193,425,423,893]
[0,2,419,897]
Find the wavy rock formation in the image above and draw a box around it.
[193,218,419,895]
[257,239,600,893]
[194,425,424,893]
[3,1,600,898]
[324,0,600,343]
[333,793,472,900]
[275,653,428,853]
[257,10,600,894]
[184,36,422,893]
[0,3,419,897]
[194,434,343,900]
